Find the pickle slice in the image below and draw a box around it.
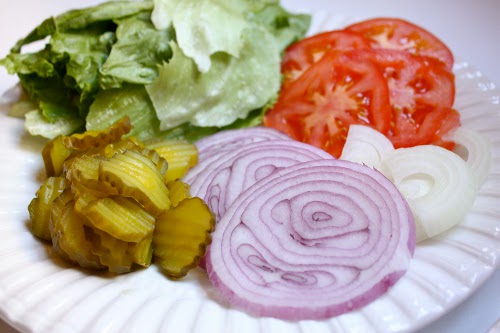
[99,150,170,216]
[63,116,132,150]
[146,141,198,181]
[128,235,153,267]
[42,136,73,177]
[50,192,104,270]
[153,197,215,278]
[167,180,191,208]
[66,155,118,195]
[28,177,69,241]
[87,227,133,274]
[140,148,169,177]
[104,138,143,157]
[84,196,156,242]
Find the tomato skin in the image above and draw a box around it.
[264,51,391,158]
[348,49,456,148]
[281,31,371,87]
[345,18,454,70]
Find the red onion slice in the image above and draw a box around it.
[183,127,292,185]
[187,140,333,221]
[206,159,415,320]
[195,127,291,161]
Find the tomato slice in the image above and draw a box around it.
[348,49,457,148]
[281,31,371,88]
[264,51,391,158]
[345,18,454,70]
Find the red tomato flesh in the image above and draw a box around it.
[281,31,371,87]
[348,49,456,148]
[264,51,391,158]
[345,17,454,70]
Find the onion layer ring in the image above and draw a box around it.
[207,159,415,320]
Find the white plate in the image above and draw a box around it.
[0,1,499,333]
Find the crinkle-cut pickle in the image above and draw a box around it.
[167,180,191,208]
[139,148,169,177]
[28,176,69,241]
[28,116,210,277]
[50,190,104,270]
[84,196,156,243]
[87,227,134,274]
[128,235,153,267]
[62,116,132,150]
[66,154,118,195]
[99,150,171,217]
[42,135,73,177]
[145,140,197,181]
[153,197,215,279]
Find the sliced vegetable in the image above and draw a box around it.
[193,126,291,161]
[62,116,132,150]
[167,180,192,208]
[99,150,171,216]
[153,197,215,278]
[449,127,492,186]
[347,49,458,149]
[28,176,69,240]
[186,140,333,220]
[50,191,104,270]
[128,235,154,267]
[281,30,371,87]
[264,50,391,158]
[84,196,156,243]
[145,140,198,181]
[207,159,415,320]
[344,17,454,70]
[380,145,478,242]
[41,135,73,177]
[340,124,394,169]
[87,227,134,274]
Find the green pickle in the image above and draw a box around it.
[62,116,132,150]
[145,140,197,181]
[84,196,156,242]
[167,180,191,208]
[128,235,153,267]
[99,150,171,217]
[42,136,73,177]
[87,227,134,274]
[50,191,104,270]
[27,117,212,278]
[153,197,215,278]
[28,177,69,241]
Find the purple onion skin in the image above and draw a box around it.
[206,159,415,321]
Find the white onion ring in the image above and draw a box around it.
[340,125,394,169]
[380,145,478,242]
[207,159,415,320]
[450,127,492,186]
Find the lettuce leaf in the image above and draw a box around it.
[24,109,84,138]
[1,0,310,142]
[11,1,153,53]
[99,12,173,89]
[146,24,280,130]
[250,3,311,53]
[169,0,248,73]
[49,26,116,116]
[86,84,161,141]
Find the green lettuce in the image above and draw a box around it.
[146,25,280,130]
[99,12,173,88]
[1,0,310,141]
